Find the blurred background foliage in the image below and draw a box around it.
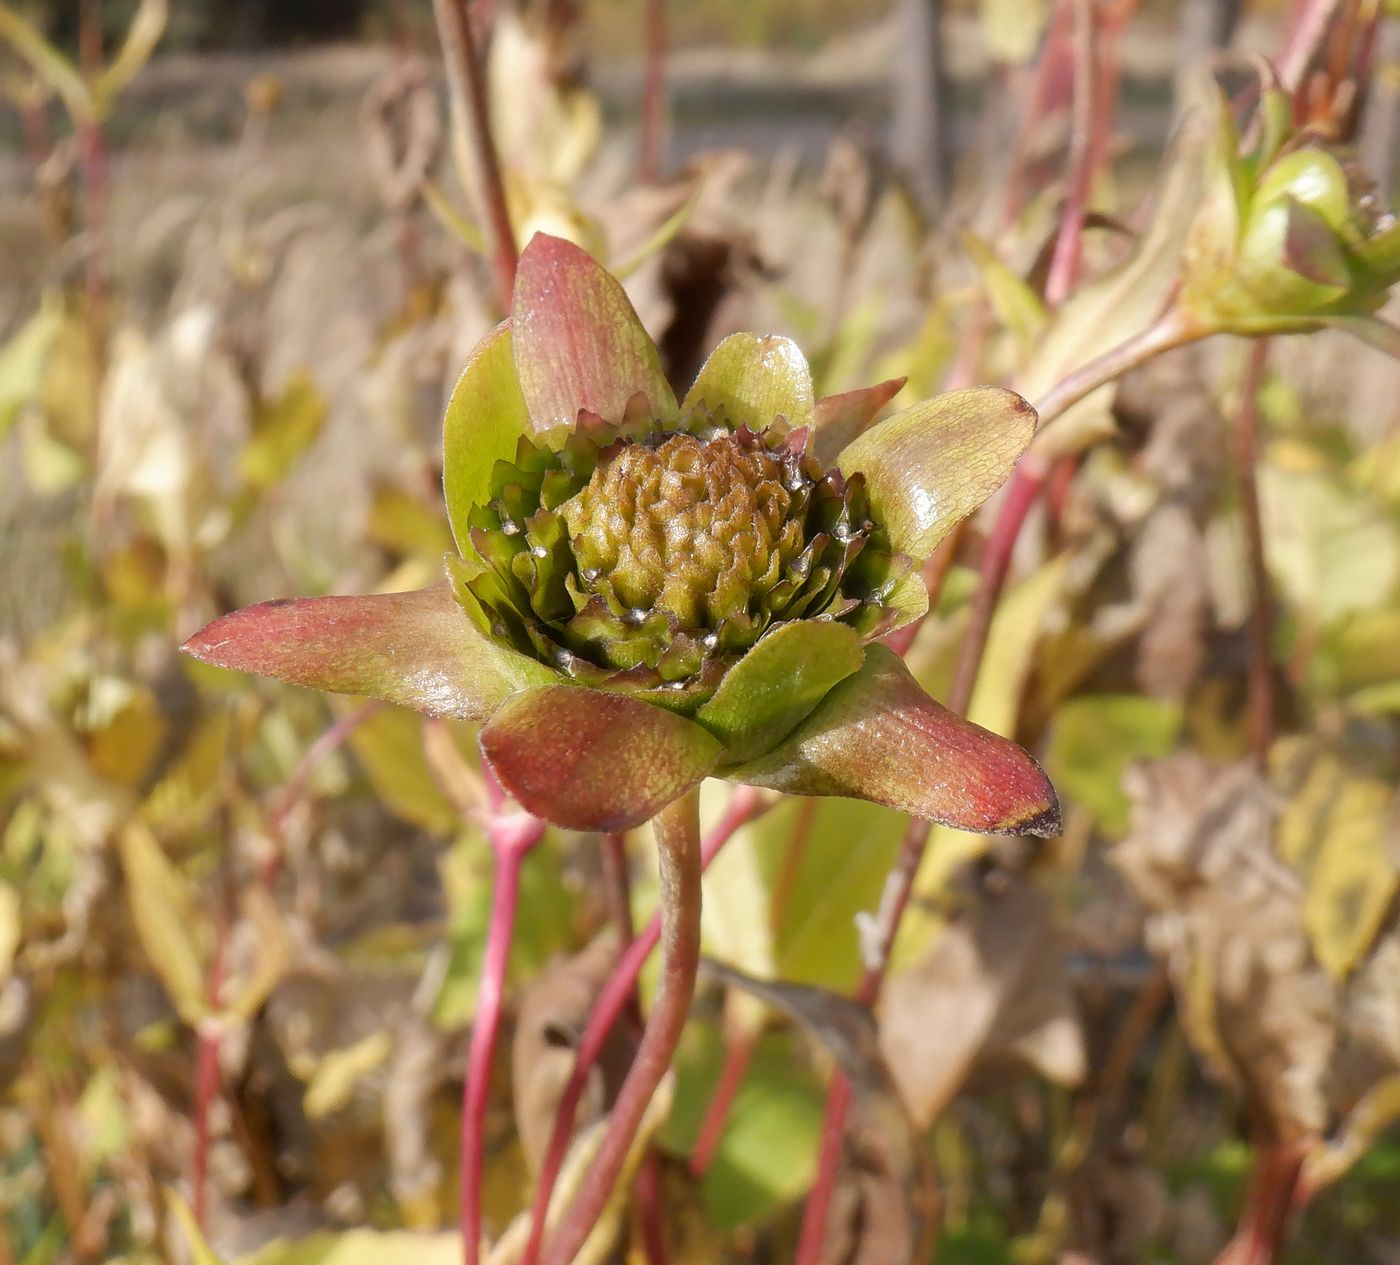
[3,1,1400,1264]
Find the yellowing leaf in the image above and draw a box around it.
[1260,464,1400,625]
[118,823,207,1025]
[223,886,292,1022]
[239,372,327,492]
[699,784,777,1034]
[239,1230,459,1265]
[0,880,19,981]
[964,232,1049,350]
[166,1189,227,1265]
[347,705,460,835]
[969,554,1071,737]
[303,1031,393,1120]
[0,294,63,439]
[1276,745,1398,981]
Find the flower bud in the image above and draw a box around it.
[1181,85,1400,335]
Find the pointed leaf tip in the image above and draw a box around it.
[727,645,1060,837]
[180,582,557,719]
[479,684,721,831]
[512,233,677,432]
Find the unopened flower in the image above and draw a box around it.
[1182,78,1400,337]
[182,235,1059,836]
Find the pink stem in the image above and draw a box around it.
[519,786,766,1265]
[539,790,703,1265]
[461,807,545,1265]
[946,458,1050,716]
[1210,1143,1308,1265]
[600,832,670,1265]
[1043,0,1097,307]
[261,701,386,887]
[688,1025,755,1177]
[191,917,229,1229]
[793,1077,853,1265]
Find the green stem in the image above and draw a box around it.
[539,787,703,1265]
[1032,307,1205,429]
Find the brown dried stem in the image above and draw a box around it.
[432,0,517,310]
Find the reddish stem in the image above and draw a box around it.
[461,801,545,1265]
[688,1023,755,1177]
[1211,1143,1308,1265]
[946,459,1050,717]
[794,814,928,1254]
[1044,0,1097,308]
[432,0,518,310]
[1233,340,1274,768]
[639,0,668,181]
[540,790,703,1265]
[261,701,386,887]
[793,1076,854,1265]
[600,831,670,1265]
[191,916,229,1229]
[520,787,767,1265]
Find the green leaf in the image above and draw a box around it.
[662,1028,824,1229]
[181,579,558,720]
[480,685,722,830]
[442,320,533,556]
[511,233,677,433]
[1044,695,1182,836]
[837,386,1038,560]
[729,645,1060,837]
[699,622,864,763]
[681,333,815,432]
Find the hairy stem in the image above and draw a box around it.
[521,786,766,1265]
[1233,340,1274,767]
[540,787,703,1265]
[460,813,540,1265]
[432,0,518,310]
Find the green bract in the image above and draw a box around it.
[1182,79,1400,336]
[183,234,1058,837]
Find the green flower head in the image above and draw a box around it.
[183,234,1058,837]
[1182,76,1400,336]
